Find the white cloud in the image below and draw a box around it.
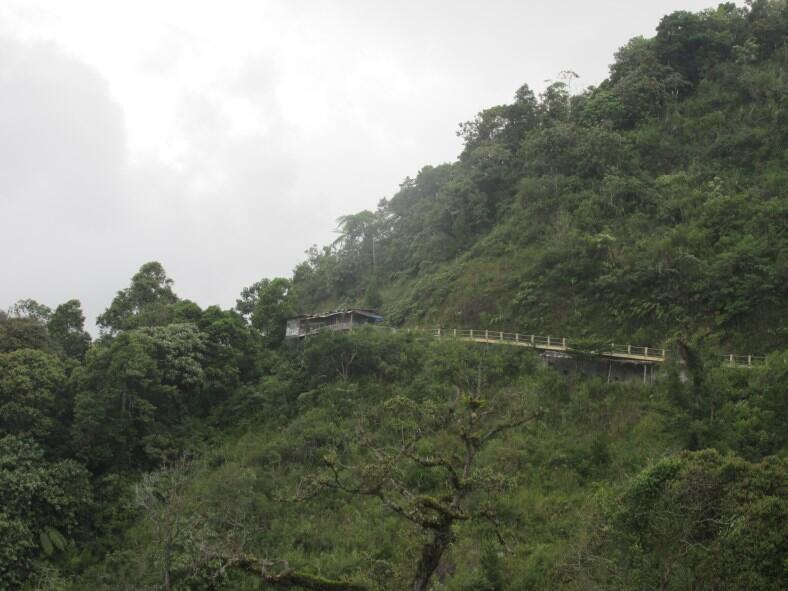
[0,0,734,329]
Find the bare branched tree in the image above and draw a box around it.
[135,389,540,591]
[135,457,194,591]
[135,456,262,590]
[225,389,541,591]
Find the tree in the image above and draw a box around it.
[746,0,788,59]
[0,349,66,441]
[116,457,265,591]
[332,211,383,296]
[363,274,383,309]
[334,210,379,253]
[539,81,571,123]
[248,278,297,346]
[8,299,53,324]
[603,36,688,127]
[134,458,195,591]
[221,389,541,591]
[457,105,511,156]
[0,311,52,354]
[0,436,91,589]
[48,299,91,360]
[236,280,265,320]
[71,324,206,471]
[97,262,178,334]
[654,5,748,85]
[565,450,788,590]
[507,83,539,139]
[196,306,262,407]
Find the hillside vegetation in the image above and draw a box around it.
[0,3,786,591]
[293,1,788,353]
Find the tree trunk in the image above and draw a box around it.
[411,525,452,591]
[163,539,173,591]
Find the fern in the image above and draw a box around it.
[39,527,67,556]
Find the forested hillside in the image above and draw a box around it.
[293,1,787,352]
[1,2,786,590]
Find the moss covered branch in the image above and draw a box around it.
[231,556,369,591]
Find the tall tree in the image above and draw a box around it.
[243,278,297,346]
[0,311,52,354]
[0,349,66,441]
[71,324,205,471]
[48,299,91,360]
[8,299,52,324]
[97,262,178,334]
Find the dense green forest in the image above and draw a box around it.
[294,0,787,353]
[1,2,786,590]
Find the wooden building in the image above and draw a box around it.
[285,309,384,338]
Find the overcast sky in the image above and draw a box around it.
[0,0,727,329]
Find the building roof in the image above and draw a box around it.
[347,309,384,321]
[288,309,384,322]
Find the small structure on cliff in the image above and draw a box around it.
[285,309,384,338]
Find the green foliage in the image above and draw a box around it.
[363,275,383,309]
[565,450,788,590]
[238,277,297,346]
[1,4,787,589]
[1,299,92,360]
[97,262,179,334]
[48,300,92,361]
[0,310,53,354]
[0,349,66,441]
[71,323,207,471]
[68,326,786,590]
[9,299,53,324]
[0,436,91,589]
[290,2,788,353]
[196,305,263,407]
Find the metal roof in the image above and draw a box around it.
[288,309,384,322]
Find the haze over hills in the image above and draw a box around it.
[0,3,786,590]
[290,1,787,354]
